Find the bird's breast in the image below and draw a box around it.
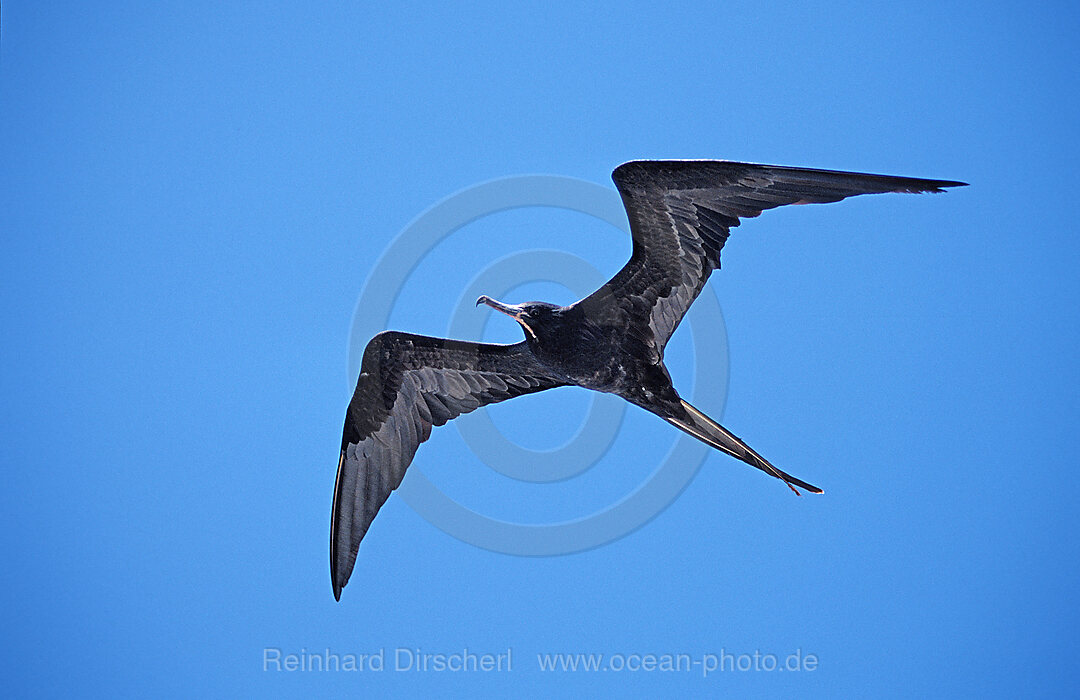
[530,328,655,394]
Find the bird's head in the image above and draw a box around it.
[475,296,563,343]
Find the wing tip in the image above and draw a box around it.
[613,159,969,194]
[330,450,348,602]
[900,179,969,194]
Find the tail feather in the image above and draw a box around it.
[665,400,823,495]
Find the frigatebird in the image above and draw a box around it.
[331,160,965,599]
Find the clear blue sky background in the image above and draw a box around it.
[2,2,1078,697]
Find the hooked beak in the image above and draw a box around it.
[477,295,538,341]
[476,295,524,319]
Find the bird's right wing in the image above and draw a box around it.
[331,331,564,600]
[576,160,966,357]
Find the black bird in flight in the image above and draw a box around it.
[331,160,965,600]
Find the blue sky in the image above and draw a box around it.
[2,1,1078,697]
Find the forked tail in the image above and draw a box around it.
[665,400,823,495]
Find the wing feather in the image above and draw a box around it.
[330,331,563,600]
[575,160,966,356]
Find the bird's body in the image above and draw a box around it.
[331,160,966,600]
[498,302,676,408]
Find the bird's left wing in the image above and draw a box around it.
[331,331,564,600]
